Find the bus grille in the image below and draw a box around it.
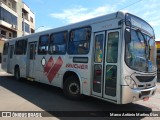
[136,76,155,82]
[141,91,150,96]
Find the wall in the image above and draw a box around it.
[0,39,4,53]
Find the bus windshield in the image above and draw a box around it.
[125,29,157,73]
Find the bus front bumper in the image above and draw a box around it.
[121,85,157,104]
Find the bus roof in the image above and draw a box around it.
[6,11,127,42]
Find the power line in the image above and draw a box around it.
[118,0,143,11]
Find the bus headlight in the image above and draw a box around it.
[125,76,137,89]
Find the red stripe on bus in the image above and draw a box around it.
[47,56,63,83]
[44,56,54,75]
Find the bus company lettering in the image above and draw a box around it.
[66,63,88,69]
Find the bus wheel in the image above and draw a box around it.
[63,76,82,100]
[15,67,20,80]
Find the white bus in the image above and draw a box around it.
[2,11,157,104]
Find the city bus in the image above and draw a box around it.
[2,11,157,104]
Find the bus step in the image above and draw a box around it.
[27,77,34,81]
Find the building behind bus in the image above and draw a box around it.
[0,0,35,62]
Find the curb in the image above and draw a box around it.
[0,72,7,75]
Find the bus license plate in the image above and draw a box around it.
[143,97,149,101]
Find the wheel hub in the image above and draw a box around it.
[69,83,79,95]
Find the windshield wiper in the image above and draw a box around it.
[136,29,148,48]
[147,36,153,61]
[136,29,149,71]
[135,29,146,46]
[135,29,141,42]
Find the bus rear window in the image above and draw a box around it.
[3,42,9,55]
[68,27,91,54]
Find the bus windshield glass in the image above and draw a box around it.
[125,14,156,73]
[125,29,156,72]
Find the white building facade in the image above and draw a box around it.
[0,0,35,56]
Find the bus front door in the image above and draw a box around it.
[103,30,120,102]
[92,30,120,103]
[92,32,105,97]
[26,42,36,79]
[7,45,14,73]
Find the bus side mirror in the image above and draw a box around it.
[125,29,131,43]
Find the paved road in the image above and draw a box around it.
[0,65,160,120]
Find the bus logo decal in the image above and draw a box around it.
[43,56,63,83]
[44,57,54,74]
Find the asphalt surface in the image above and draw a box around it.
[0,64,160,120]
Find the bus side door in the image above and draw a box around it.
[92,32,105,97]
[26,42,37,78]
[7,45,14,73]
[103,30,121,102]
[92,30,121,103]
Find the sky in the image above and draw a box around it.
[23,0,160,41]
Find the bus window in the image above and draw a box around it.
[15,39,27,55]
[9,46,14,59]
[29,43,36,60]
[105,65,117,96]
[3,42,9,55]
[93,64,102,93]
[107,32,119,63]
[38,35,49,55]
[68,27,91,54]
[49,31,67,54]
[95,34,103,63]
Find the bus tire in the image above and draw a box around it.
[14,67,20,80]
[63,76,82,100]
